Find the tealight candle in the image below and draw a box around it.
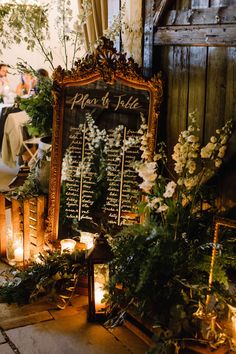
[60,239,76,253]
[80,232,95,250]
[94,282,105,311]
[14,246,23,262]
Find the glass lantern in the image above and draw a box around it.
[87,234,112,322]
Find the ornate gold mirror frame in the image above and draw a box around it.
[47,38,163,242]
[207,216,236,306]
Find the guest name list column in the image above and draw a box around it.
[65,125,96,221]
[104,127,141,226]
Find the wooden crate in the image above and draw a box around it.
[0,194,47,262]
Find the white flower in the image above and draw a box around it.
[220,136,228,145]
[174,162,184,174]
[163,181,176,198]
[156,204,169,213]
[200,142,216,158]
[184,175,199,190]
[137,162,157,181]
[148,197,161,208]
[182,131,189,139]
[187,135,199,143]
[218,145,227,158]
[210,136,217,143]
[215,158,222,168]
[154,153,162,161]
[187,160,196,174]
[139,181,154,193]
[177,178,184,186]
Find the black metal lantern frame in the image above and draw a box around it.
[87,234,112,322]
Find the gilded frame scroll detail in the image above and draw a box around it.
[207,216,236,305]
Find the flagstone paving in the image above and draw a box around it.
[0,266,148,354]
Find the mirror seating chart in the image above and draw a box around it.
[48,38,163,240]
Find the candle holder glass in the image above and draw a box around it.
[60,238,76,253]
[6,231,24,264]
[80,231,95,250]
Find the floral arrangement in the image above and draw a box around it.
[106,113,235,352]
[135,113,233,232]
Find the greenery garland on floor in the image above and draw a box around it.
[0,249,87,307]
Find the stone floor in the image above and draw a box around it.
[0,263,149,354]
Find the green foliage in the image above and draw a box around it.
[7,168,41,200]
[108,220,211,320]
[19,74,53,137]
[0,249,87,306]
[0,3,49,55]
[107,216,236,351]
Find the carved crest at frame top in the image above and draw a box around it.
[52,37,162,90]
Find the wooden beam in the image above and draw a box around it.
[154,24,236,46]
[165,6,236,26]
[143,0,155,77]
[153,0,171,27]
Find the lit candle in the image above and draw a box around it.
[95,282,105,311]
[60,239,76,253]
[14,246,23,262]
[80,232,95,249]
[232,315,236,346]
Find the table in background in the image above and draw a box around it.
[1,110,30,168]
[0,103,16,150]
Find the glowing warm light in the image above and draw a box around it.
[232,315,236,346]
[60,239,76,253]
[80,232,95,249]
[14,246,23,262]
[95,282,105,309]
[34,254,43,264]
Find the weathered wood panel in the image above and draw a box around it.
[154,0,172,26]
[175,0,192,10]
[143,0,155,76]
[210,0,236,7]
[187,46,207,138]
[224,47,236,158]
[204,47,228,142]
[162,46,190,154]
[154,24,236,46]
[191,0,210,8]
[165,6,236,26]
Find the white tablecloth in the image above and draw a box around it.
[0,103,13,116]
[2,111,30,168]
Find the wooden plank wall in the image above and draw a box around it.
[144,0,236,209]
